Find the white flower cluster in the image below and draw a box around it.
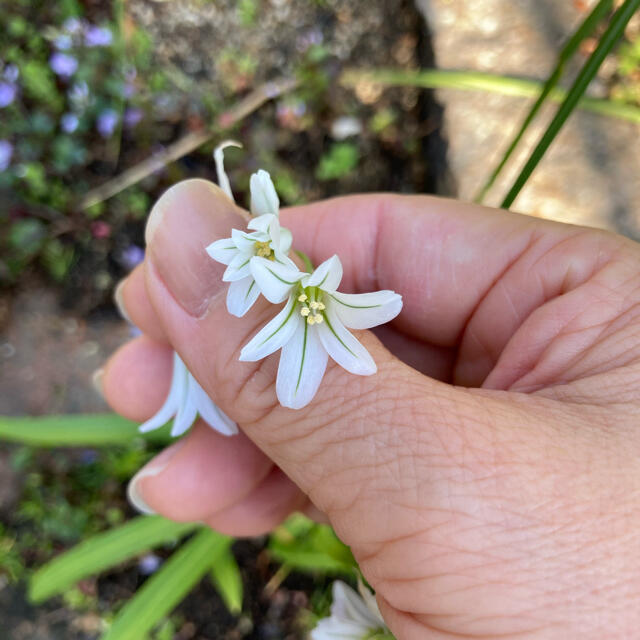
[311,581,392,640]
[139,142,402,437]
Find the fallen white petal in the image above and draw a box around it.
[329,290,403,330]
[227,275,261,317]
[240,295,299,361]
[276,317,328,409]
[317,303,376,376]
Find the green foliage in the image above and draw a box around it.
[475,0,613,203]
[269,513,357,574]
[237,0,258,26]
[209,540,244,614]
[102,529,227,640]
[501,0,640,208]
[0,526,25,582]
[30,516,196,603]
[315,143,359,181]
[0,413,171,446]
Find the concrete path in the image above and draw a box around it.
[417,0,640,238]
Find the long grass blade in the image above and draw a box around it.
[209,540,244,614]
[29,517,196,603]
[0,413,171,446]
[501,0,640,208]
[475,0,613,203]
[340,69,640,125]
[102,528,226,640]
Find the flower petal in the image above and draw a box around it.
[316,304,376,376]
[171,381,198,437]
[227,275,261,317]
[328,290,403,329]
[304,255,343,292]
[279,226,293,254]
[250,256,304,303]
[331,581,384,629]
[276,317,328,409]
[231,228,259,252]
[247,213,276,235]
[189,377,238,436]
[138,351,184,433]
[240,295,299,361]
[250,169,279,216]
[223,250,252,282]
[206,238,237,265]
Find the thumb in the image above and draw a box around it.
[143,179,473,519]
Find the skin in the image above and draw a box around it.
[102,179,640,639]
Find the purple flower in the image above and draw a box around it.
[0,82,16,108]
[0,140,13,172]
[3,64,19,83]
[61,112,79,133]
[54,34,73,50]
[138,554,161,575]
[49,52,78,78]
[84,25,112,47]
[97,109,118,138]
[123,107,142,128]
[122,82,136,99]
[120,244,144,270]
[63,17,83,34]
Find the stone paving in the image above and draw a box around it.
[417,0,640,238]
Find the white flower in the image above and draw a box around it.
[206,213,294,317]
[239,255,402,409]
[250,169,280,216]
[139,352,237,438]
[311,581,390,640]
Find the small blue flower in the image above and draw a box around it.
[3,64,19,83]
[54,34,73,50]
[61,112,79,133]
[97,108,119,138]
[121,244,145,270]
[85,25,113,47]
[0,140,13,172]
[0,82,16,108]
[50,52,78,78]
[123,107,143,128]
[63,17,83,34]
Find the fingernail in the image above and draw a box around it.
[113,280,131,323]
[145,179,243,317]
[127,439,187,515]
[92,368,104,398]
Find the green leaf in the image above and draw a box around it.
[29,517,196,603]
[269,514,356,574]
[501,0,640,208]
[0,414,171,447]
[209,540,243,614]
[8,219,47,257]
[340,68,640,125]
[315,143,359,181]
[101,529,226,640]
[475,0,613,203]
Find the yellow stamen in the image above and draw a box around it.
[317,302,326,311]
[314,314,324,324]
[309,301,319,310]
[307,315,315,325]
[300,307,310,317]
[298,294,308,302]
[254,241,273,259]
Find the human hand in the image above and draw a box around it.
[101,180,640,639]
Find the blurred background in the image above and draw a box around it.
[0,0,639,638]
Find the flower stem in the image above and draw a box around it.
[295,250,315,273]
